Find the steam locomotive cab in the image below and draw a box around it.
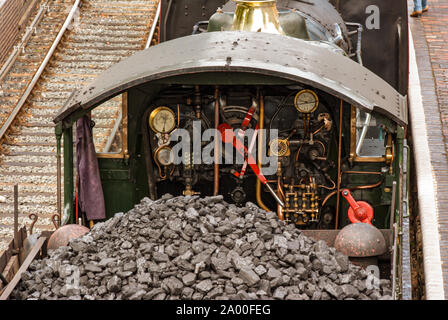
[54,0,407,235]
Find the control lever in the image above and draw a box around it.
[218,123,284,207]
[341,189,373,224]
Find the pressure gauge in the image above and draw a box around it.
[269,138,290,157]
[149,107,176,134]
[155,146,174,166]
[294,90,319,113]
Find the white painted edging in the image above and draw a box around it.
[408,26,445,300]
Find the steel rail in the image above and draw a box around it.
[103,2,161,153]
[0,1,48,84]
[0,0,82,142]
[145,0,161,49]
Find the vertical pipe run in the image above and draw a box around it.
[63,127,74,225]
[56,129,62,224]
[335,100,343,229]
[256,92,271,212]
[213,87,220,196]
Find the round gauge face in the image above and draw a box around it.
[294,90,319,113]
[149,107,176,134]
[156,146,174,166]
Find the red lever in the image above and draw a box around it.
[218,123,266,184]
[217,123,284,207]
[341,189,373,224]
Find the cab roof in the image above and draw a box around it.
[54,31,407,126]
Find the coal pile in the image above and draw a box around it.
[13,195,392,300]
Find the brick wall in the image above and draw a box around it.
[0,0,40,67]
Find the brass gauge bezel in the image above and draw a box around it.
[294,89,319,114]
[149,106,176,134]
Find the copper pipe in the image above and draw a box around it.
[322,180,383,207]
[213,86,220,196]
[276,171,285,220]
[343,170,382,175]
[319,178,336,190]
[313,124,325,135]
[295,144,303,162]
[256,92,271,212]
[335,99,343,229]
[314,140,326,156]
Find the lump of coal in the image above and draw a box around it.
[12,195,391,300]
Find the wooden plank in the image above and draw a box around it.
[2,256,19,282]
[0,237,45,300]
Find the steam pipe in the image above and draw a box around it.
[214,87,220,196]
[256,93,271,212]
[335,99,343,229]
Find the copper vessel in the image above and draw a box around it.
[231,0,285,35]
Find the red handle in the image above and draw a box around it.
[218,123,267,185]
[341,189,373,224]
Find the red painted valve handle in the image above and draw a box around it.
[217,123,284,207]
[341,189,374,224]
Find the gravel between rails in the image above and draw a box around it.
[0,0,158,254]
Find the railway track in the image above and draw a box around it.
[0,0,160,252]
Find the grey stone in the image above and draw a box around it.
[239,267,260,287]
[341,284,359,298]
[107,276,122,293]
[266,267,282,280]
[273,286,287,299]
[162,276,184,295]
[196,279,213,293]
[324,282,343,299]
[121,241,133,249]
[182,273,197,286]
[254,265,267,276]
[84,264,102,273]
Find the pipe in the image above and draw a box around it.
[256,93,271,212]
[56,129,62,225]
[142,108,158,200]
[63,127,74,225]
[0,0,82,141]
[335,99,343,229]
[213,87,220,196]
[321,180,383,207]
[277,174,285,220]
[163,0,173,42]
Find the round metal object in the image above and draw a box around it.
[294,89,319,113]
[269,138,290,157]
[334,223,387,257]
[155,146,174,166]
[47,224,90,250]
[149,106,176,134]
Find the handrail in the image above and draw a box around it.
[0,0,82,142]
[0,2,48,84]
[103,2,161,153]
[102,108,122,153]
